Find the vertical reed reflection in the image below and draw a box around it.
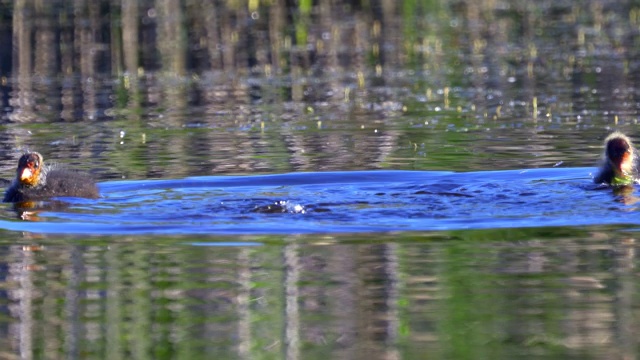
[64,247,82,359]
[106,244,123,360]
[34,0,62,121]
[13,0,35,122]
[130,244,152,359]
[383,244,400,360]
[158,0,186,77]
[354,244,400,358]
[75,0,97,119]
[330,244,357,357]
[11,247,34,360]
[614,237,637,359]
[283,242,300,360]
[236,248,251,358]
[122,0,139,76]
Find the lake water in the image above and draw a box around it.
[2,0,640,358]
[0,169,637,359]
[1,168,637,234]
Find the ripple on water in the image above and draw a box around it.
[0,168,636,235]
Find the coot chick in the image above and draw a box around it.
[3,152,99,202]
[594,132,638,186]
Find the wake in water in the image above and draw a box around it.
[0,168,637,235]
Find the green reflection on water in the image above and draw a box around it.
[0,225,631,358]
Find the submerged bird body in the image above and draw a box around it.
[3,152,99,202]
[594,132,638,186]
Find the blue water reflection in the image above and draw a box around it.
[0,168,635,235]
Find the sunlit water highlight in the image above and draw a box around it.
[0,168,635,235]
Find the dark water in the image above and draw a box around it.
[3,0,640,358]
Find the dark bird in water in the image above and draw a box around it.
[3,152,99,203]
[594,132,638,186]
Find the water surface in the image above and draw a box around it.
[2,0,640,358]
[0,221,634,359]
[1,168,631,235]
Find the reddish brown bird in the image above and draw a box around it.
[594,132,638,186]
[3,152,99,202]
